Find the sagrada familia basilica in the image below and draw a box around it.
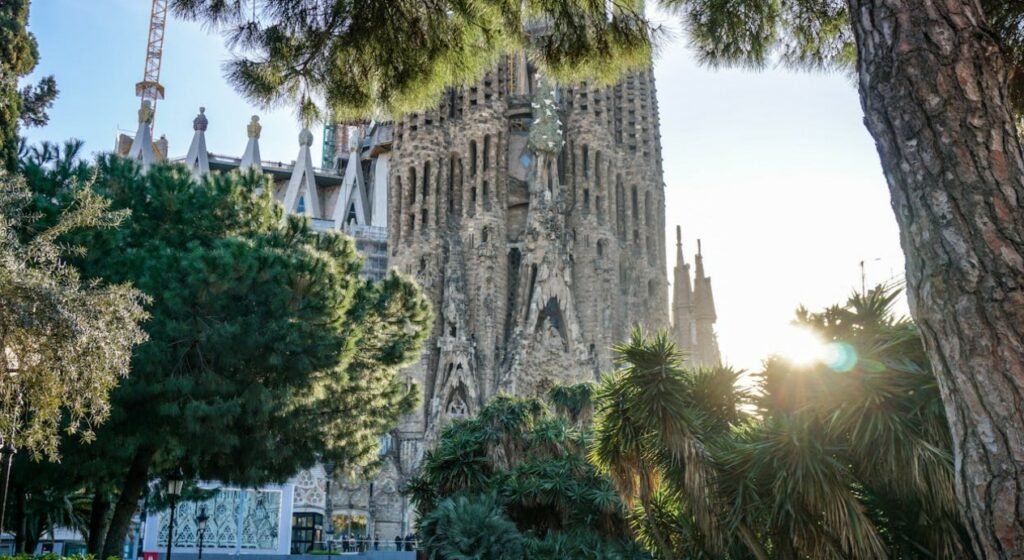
[128,55,720,552]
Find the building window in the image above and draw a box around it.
[291,512,323,554]
[409,168,417,204]
[483,135,491,171]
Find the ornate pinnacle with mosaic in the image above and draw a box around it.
[528,74,564,155]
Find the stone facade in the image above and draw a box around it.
[331,57,681,537]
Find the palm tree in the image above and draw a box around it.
[418,494,524,560]
[405,392,645,559]
[589,330,764,559]
[779,286,968,557]
[591,286,970,559]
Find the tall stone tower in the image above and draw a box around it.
[671,227,721,368]
[321,56,674,537]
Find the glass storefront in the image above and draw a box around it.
[290,512,322,554]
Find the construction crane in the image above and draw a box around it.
[135,0,169,126]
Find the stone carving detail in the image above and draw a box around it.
[293,467,326,510]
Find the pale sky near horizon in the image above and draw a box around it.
[22,1,908,372]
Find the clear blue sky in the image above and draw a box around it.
[23,1,906,371]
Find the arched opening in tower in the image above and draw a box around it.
[346,202,358,226]
[535,296,568,347]
[444,376,470,418]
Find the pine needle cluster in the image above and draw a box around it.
[171,0,653,123]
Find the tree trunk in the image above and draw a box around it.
[846,0,1024,557]
[13,487,25,553]
[88,490,111,555]
[102,447,156,560]
[638,471,677,560]
[737,523,770,560]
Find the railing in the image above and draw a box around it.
[307,539,418,554]
[348,225,388,242]
[311,218,337,232]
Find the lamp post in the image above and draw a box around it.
[165,468,184,560]
[323,463,335,557]
[195,506,209,560]
[325,524,334,560]
[0,442,16,542]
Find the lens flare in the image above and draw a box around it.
[824,341,858,372]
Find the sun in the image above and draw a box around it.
[775,325,832,366]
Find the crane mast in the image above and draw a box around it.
[135,0,168,126]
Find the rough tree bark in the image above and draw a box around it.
[102,446,157,560]
[846,0,1024,557]
[87,490,111,555]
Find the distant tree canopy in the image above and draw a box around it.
[0,0,58,171]
[172,0,1024,122]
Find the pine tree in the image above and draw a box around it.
[669,2,1024,556]
[19,151,431,559]
[170,0,652,123]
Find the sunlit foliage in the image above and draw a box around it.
[0,159,146,459]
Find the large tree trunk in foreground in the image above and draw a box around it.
[102,447,156,560]
[87,490,111,555]
[847,0,1024,557]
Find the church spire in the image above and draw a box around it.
[282,128,321,217]
[692,239,721,367]
[671,226,694,355]
[126,100,158,171]
[694,239,716,322]
[183,107,210,179]
[240,116,263,173]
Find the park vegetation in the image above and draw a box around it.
[174,2,1024,554]
[3,143,431,557]
[5,0,1024,557]
[411,286,970,559]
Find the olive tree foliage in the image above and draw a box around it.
[0,166,146,460]
[170,0,654,123]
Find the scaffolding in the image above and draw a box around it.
[322,123,337,169]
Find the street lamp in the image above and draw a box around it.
[325,523,334,560]
[195,506,209,560]
[323,463,335,558]
[0,442,16,540]
[165,467,184,560]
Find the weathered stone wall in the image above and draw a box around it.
[336,60,671,537]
